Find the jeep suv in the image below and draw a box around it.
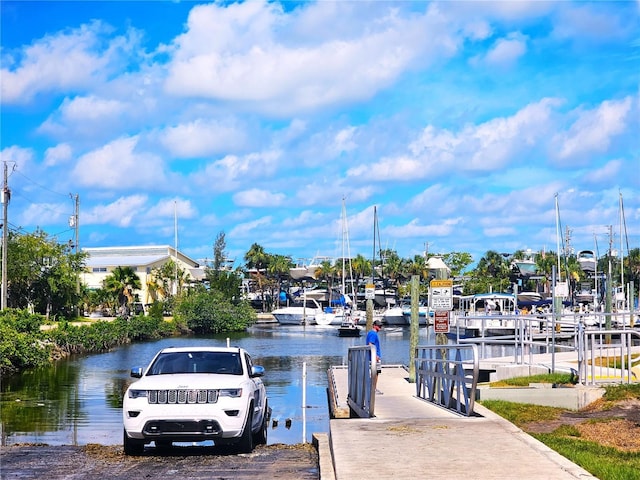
[123,346,269,455]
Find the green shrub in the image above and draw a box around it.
[0,315,50,375]
[174,290,256,334]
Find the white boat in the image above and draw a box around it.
[337,311,362,337]
[402,300,430,325]
[272,298,322,325]
[577,250,596,273]
[289,256,331,281]
[382,305,406,325]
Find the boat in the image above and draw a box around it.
[452,292,517,337]
[289,256,332,281]
[401,299,430,325]
[382,305,406,325]
[271,297,322,325]
[337,311,362,337]
[577,250,596,273]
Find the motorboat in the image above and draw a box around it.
[271,298,322,325]
[289,256,332,281]
[337,311,362,337]
[382,306,406,325]
[577,250,596,273]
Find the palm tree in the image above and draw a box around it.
[102,266,142,316]
[244,243,269,311]
[267,254,293,305]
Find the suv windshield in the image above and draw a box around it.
[147,351,243,376]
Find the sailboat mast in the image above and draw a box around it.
[555,194,561,280]
[619,191,625,308]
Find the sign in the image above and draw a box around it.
[434,311,450,333]
[429,279,453,311]
[365,283,375,300]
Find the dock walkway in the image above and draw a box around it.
[324,365,596,480]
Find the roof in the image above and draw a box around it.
[83,245,200,268]
[87,254,170,268]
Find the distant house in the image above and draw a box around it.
[81,245,205,305]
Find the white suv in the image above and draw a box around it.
[123,346,269,455]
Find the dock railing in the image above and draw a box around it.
[577,328,640,385]
[415,344,479,416]
[346,345,377,418]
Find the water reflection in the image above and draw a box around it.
[1,324,502,446]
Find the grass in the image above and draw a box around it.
[481,383,640,480]
[479,400,563,427]
[489,372,575,388]
[531,434,640,480]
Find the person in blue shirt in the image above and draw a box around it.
[366,319,382,373]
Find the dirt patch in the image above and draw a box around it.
[523,398,640,452]
[0,443,319,480]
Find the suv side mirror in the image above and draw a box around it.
[130,367,143,378]
[250,365,265,378]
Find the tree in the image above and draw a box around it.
[102,266,142,316]
[207,231,243,300]
[267,254,293,305]
[441,252,473,278]
[244,243,268,311]
[3,229,85,319]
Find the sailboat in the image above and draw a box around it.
[316,199,357,328]
[332,199,362,336]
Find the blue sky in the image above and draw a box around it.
[1,1,638,269]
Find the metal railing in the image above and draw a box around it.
[346,345,377,418]
[577,328,640,385]
[414,344,479,416]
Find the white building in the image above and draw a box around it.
[81,245,205,305]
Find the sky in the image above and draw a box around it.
[1,0,639,270]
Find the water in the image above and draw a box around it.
[0,324,510,447]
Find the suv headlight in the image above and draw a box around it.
[128,389,148,399]
[219,388,242,398]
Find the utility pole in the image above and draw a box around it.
[69,194,79,253]
[70,194,80,317]
[1,162,10,310]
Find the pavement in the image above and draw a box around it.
[322,365,597,480]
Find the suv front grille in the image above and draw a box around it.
[147,389,218,404]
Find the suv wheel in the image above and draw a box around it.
[253,401,268,445]
[237,405,254,453]
[123,429,144,456]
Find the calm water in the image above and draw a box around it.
[0,324,514,447]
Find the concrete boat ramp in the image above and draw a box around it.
[320,365,596,480]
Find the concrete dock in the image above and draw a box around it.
[322,365,597,480]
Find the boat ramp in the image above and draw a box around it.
[320,362,598,479]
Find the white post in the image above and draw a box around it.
[302,362,307,444]
[226,337,230,348]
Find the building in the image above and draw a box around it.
[81,245,205,305]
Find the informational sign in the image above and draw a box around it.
[434,311,450,333]
[365,283,375,300]
[429,279,453,311]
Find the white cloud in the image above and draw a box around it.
[484,33,527,67]
[44,143,73,167]
[0,145,34,170]
[581,159,623,184]
[163,1,458,114]
[1,21,136,104]
[17,202,67,225]
[555,97,632,163]
[348,98,561,181]
[191,150,281,192]
[146,197,197,219]
[233,188,286,207]
[229,216,273,240]
[72,136,166,189]
[59,95,127,122]
[160,118,248,158]
[83,195,148,227]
